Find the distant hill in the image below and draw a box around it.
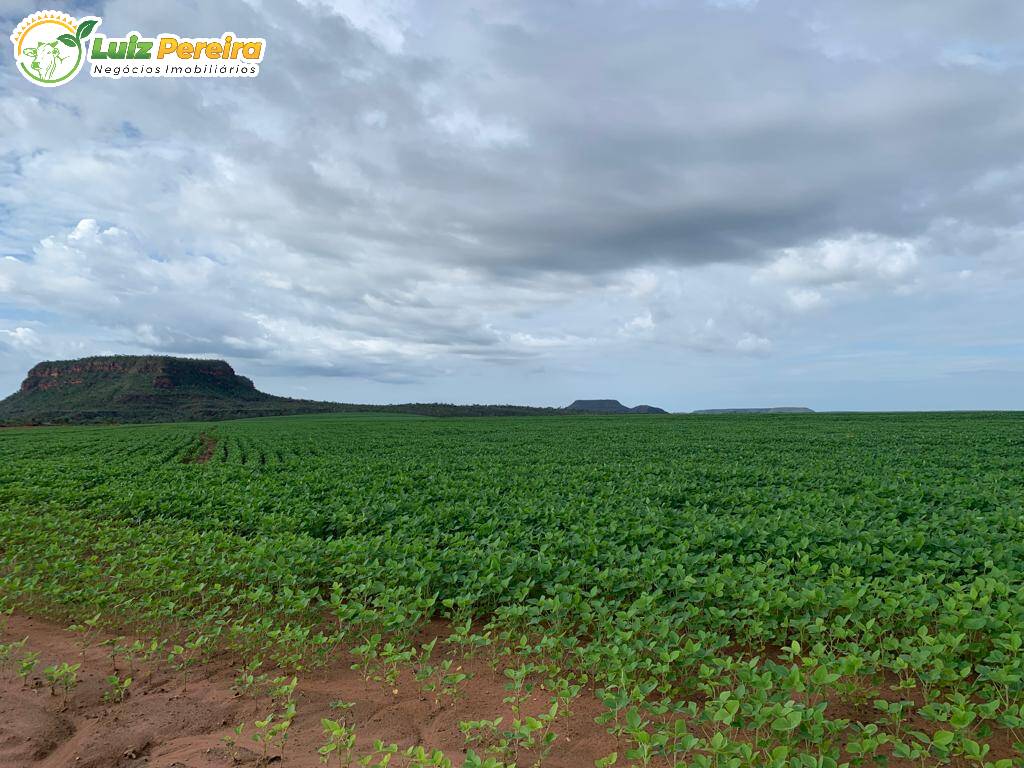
[692,407,815,414]
[566,399,668,414]
[628,404,668,414]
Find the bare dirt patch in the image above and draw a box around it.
[0,613,614,768]
[185,434,218,465]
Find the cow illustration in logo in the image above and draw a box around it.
[10,10,99,87]
[23,39,66,80]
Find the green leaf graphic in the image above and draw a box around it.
[76,19,99,40]
[58,33,77,47]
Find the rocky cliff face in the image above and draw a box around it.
[18,357,254,395]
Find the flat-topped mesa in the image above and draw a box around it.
[18,356,254,395]
[565,399,668,414]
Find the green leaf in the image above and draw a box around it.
[932,730,955,747]
[75,19,99,40]
[58,34,77,47]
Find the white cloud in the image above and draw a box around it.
[0,327,41,350]
[786,287,825,312]
[621,311,655,334]
[940,50,1007,71]
[429,108,527,148]
[758,234,920,288]
[736,333,772,354]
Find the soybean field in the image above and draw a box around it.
[0,412,1022,768]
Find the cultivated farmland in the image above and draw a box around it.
[0,412,1022,767]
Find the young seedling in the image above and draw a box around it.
[168,633,212,693]
[330,698,356,713]
[18,650,40,686]
[249,675,299,763]
[104,673,132,703]
[318,717,357,766]
[68,613,102,659]
[0,637,27,676]
[252,700,297,764]
[233,657,267,698]
[267,674,299,706]
[356,740,399,767]
[221,722,246,763]
[351,633,414,685]
[460,716,504,754]
[42,661,80,709]
[416,638,473,706]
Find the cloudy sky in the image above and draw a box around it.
[1,0,1022,410]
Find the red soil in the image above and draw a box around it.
[188,435,218,464]
[0,614,614,768]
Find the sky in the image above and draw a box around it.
[0,0,1022,411]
